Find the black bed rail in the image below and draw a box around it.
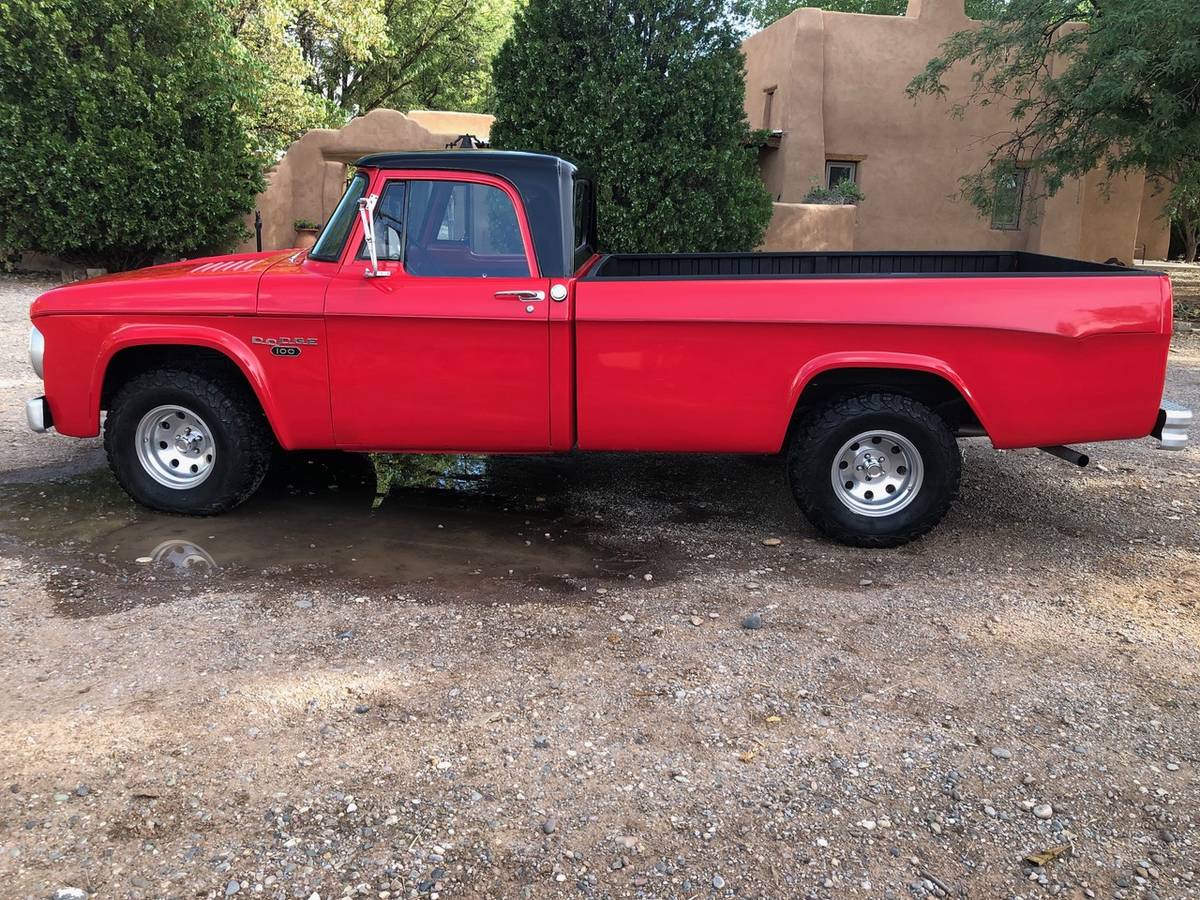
[589,250,1147,280]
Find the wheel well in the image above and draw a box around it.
[786,367,984,445]
[101,345,257,411]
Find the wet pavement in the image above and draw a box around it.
[0,451,799,616]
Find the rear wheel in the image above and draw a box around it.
[788,392,960,547]
[104,368,273,515]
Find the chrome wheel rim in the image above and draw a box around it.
[135,405,217,490]
[830,429,923,517]
[149,539,217,572]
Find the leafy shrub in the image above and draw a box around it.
[0,0,265,270]
[294,219,322,231]
[803,178,864,205]
[491,0,773,253]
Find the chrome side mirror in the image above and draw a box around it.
[357,195,391,279]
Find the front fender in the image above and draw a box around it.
[91,324,287,443]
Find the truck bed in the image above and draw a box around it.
[589,250,1149,279]
[574,252,1172,454]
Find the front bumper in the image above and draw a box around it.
[26,396,52,433]
[1152,400,1191,450]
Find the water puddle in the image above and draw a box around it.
[0,452,695,616]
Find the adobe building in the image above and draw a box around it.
[239,108,494,254]
[742,0,1172,262]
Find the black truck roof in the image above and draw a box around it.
[355,150,585,278]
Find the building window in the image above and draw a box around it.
[991,169,1027,230]
[826,160,857,188]
[762,87,776,130]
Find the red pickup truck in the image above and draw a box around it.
[26,151,1191,546]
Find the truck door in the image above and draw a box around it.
[324,172,552,451]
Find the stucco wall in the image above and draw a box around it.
[406,110,492,141]
[742,0,1170,262]
[760,203,857,251]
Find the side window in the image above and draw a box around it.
[356,180,406,260]
[404,180,529,277]
[990,169,1027,230]
[825,160,858,189]
[573,180,589,252]
[572,177,595,270]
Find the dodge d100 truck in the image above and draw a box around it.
[26,150,1191,546]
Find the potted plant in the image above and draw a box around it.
[802,177,864,205]
[293,218,322,251]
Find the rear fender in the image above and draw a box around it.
[786,351,989,439]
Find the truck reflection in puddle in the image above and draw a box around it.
[145,538,218,573]
[0,452,678,615]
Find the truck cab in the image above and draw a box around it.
[300,152,595,452]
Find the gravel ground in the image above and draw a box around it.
[1164,264,1200,323]
[1,273,1198,900]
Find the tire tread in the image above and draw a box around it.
[103,367,272,515]
[788,391,960,547]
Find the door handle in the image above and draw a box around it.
[494,290,545,302]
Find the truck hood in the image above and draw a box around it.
[30,249,299,318]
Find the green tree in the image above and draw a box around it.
[226,0,347,152]
[0,0,265,270]
[736,0,1008,30]
[294,0,514,115]
[907,0,1200,261]
[1165,172,1200,264]
[226,0,513,154]
[491,0,773,253]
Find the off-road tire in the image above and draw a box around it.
[104,368,273,515]
[787,392,960,547]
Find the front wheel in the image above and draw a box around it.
[787,392,960,547]
[104,368,273,515]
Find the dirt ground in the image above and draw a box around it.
[1,273,1198,900]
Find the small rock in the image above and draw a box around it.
[1033,803,1054,820]
[991,747,1012,760]
[225,880,241,896]
[74,784,90,796]
[761,537,782,546]
[618,612,635,623]
[353,704,370,714]
[542,816,557,834]
[642,573,653,582]
[712,874,726,890]
[858,578,873,586]
[741,612,763,630]
[52,890,88,900]
[533,735,550,749]
[294,599,312,609]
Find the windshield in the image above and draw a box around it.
[309,172,369,262]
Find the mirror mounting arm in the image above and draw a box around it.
[357,195,392,279]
